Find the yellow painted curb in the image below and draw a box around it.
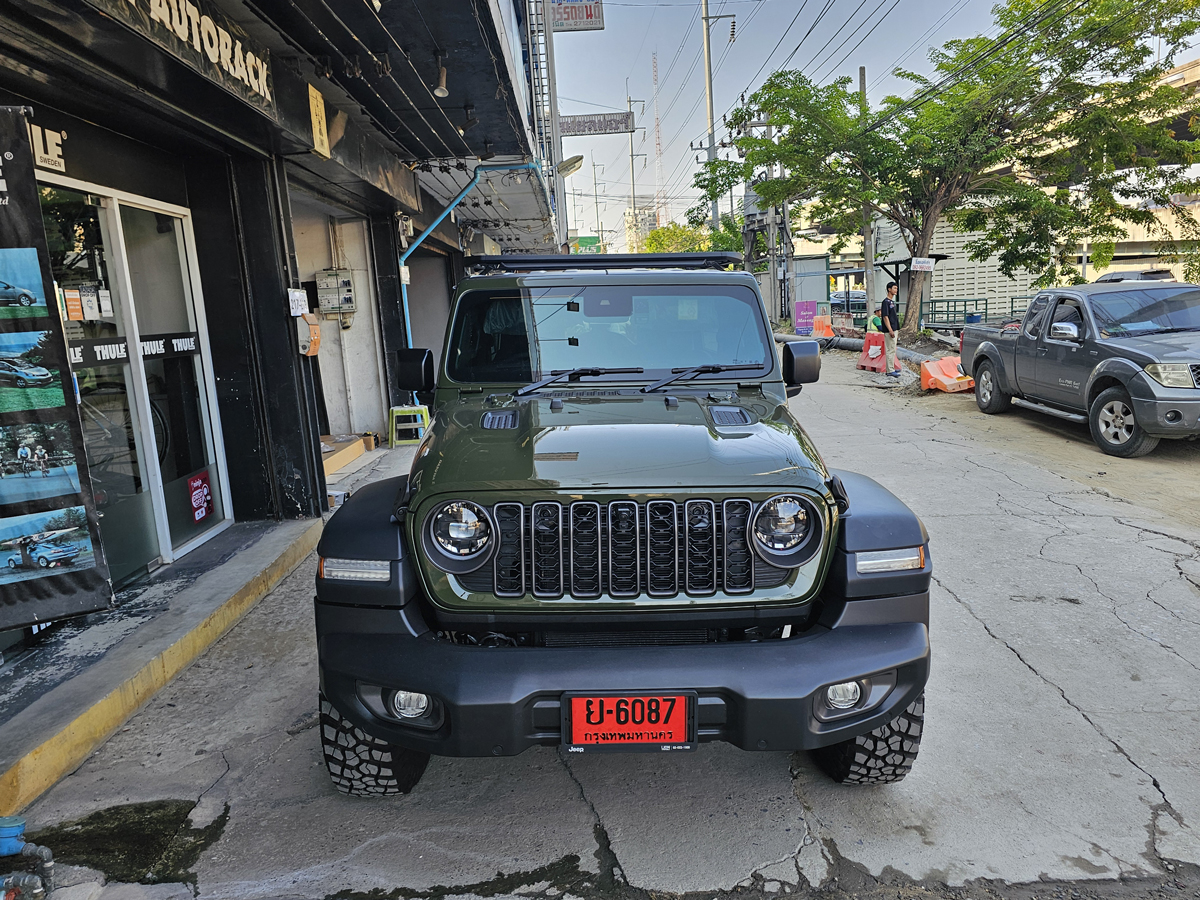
[0,518,324,816]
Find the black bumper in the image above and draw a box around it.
[316,595,930,757]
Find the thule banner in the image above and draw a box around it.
[0,107,113,630]
[84,0,276,117]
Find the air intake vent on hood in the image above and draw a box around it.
[481,410,519,429]
[710,406,753,426]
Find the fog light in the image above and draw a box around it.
[388,690,430,719]
[826,681,861,710]
[1165,409,1182,424]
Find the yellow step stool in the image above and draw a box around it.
[389,405,430,447]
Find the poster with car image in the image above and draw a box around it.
[0,329,66,413]
[0,505,95,587]
[0,247,49,320]
[0,106,111,627]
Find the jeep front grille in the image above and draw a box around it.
[457,499,793,598]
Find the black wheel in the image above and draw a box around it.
[809,694,924,785]
[1088,386,1159,458]
[18,294,33,307]
[319,692,430,796]
[974,361,1010,414]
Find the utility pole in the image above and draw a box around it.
[766,123,779,325]
[699,1,733,229]
[626,84,646,251]
[542,0,566,242]
[859,66,877,311]
[592,160,606,251]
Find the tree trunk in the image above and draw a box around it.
[900,223,938,338]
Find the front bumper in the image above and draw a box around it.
[1131,396,1200,437]
[316,594,930,757]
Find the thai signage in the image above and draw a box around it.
[84,0,275,116]
[551,0,604,31]
[0,106,112,630]
[560,112,634,137]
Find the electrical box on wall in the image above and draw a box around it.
[316,268,355,315]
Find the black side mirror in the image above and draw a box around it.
[395,348,435,393]
[782,340,821,396]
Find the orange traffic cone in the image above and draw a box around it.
[812,316,834,338]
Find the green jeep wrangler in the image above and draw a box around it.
[315,252,930,795]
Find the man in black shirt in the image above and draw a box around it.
[880,281,901,377]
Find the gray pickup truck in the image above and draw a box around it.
[961,282,1200,457]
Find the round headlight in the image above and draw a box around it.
[753,495,809,551]
[431,501,491,557]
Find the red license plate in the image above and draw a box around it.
[563,693,696,752]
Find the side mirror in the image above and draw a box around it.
[395,348,435,393]
[1049,322,1080,342]
[782,340,821,396]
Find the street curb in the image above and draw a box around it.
[0,518,324,816]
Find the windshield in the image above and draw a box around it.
[1090,287,1200,338]
[445,284,772,383]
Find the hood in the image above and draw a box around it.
[409,389,828,497]
[1105,331,1200,363]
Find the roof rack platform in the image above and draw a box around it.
[469,252,743,273]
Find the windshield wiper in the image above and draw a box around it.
[640,363,765,393]
[512,366,644,397]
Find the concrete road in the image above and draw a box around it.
[15,354,1200,900]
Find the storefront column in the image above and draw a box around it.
[369,214,410,409]
[228,156,325,518]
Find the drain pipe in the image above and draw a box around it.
[0,816,53,897]
[398,161,541,350]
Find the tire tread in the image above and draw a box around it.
[810,694,924,785]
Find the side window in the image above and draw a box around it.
[1050,298,1085,335]
[1023,295,1051,338]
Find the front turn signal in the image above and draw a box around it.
[855,547,925,574]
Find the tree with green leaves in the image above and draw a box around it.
[642,222,711,253]
[692,0,1200,336]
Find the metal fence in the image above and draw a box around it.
[920,295,1035,329]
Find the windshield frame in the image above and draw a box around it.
[441,277,778,387]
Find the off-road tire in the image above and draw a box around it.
[809,694,924,785]
[974,361,1010,414]
[1088,386,1159,458]
[319,692,429,796]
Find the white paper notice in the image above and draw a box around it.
[98,289,114,317]
[79,284,100,321]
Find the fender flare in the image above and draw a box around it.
[970,341,1016,395]
[1084,357,1142,407]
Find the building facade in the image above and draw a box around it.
[0,0,562,617]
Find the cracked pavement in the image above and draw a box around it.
[15,352,1200,900]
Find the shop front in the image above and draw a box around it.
[39,175,231,585]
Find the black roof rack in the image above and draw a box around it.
[469,252,743,273]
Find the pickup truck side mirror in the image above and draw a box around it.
[1049,322,1081,342]
[395,348,435,393]
[782,340,821,396]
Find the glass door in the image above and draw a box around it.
[38,186,162,584]
[118,205,225,549]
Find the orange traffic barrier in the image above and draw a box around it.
[856,332,888,373]
[811,315,834,338]
[920,355,975,393]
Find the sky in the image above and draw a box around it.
[550,0,1013,250]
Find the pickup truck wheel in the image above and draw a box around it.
[319,692,430,796]
[974,362,1010,414]
[809,694,924,785]
[1089,387,1160,458]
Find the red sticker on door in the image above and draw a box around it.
[188,471,214,522]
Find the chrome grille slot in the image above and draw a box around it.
[1191,363,1200,387]
[493,502,525,597]
[531,502,564,597]
[685,500,717,595]
[569,502,602,598]
[723,499,755,593]
[608,501,640,597]
[646,500,678,596]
